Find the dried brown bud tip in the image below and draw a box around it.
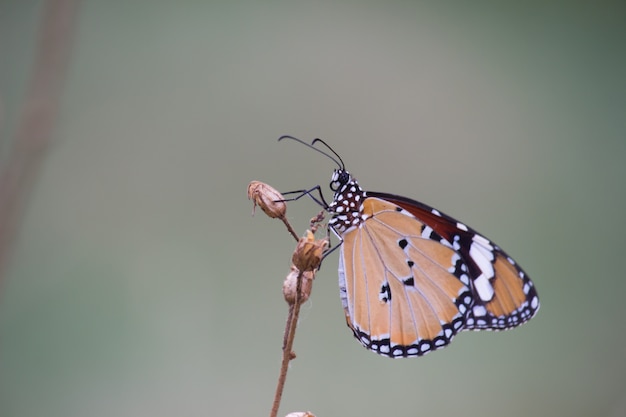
[283,266,315,305]
[292,230,328,272]
[247,181,287,219]
[309,210,326,234]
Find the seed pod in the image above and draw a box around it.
[292,230,328,272]
[247,181,287,219]
[283,266,315,305]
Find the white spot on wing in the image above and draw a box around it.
[472,305,486,316]
[531,296,539,309]
[452,235,461,250]
[469,235,496,301]
[473,234,493,252]
[474,274,495,301]
[470,246,494,276]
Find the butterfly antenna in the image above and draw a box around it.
[311,138,345,170]
[278,135,344,170]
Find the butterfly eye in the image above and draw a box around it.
[329,170,342,191]
[330,170,350,191]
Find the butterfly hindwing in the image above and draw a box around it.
[339,197,473,358]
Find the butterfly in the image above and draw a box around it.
[278,136,540,358]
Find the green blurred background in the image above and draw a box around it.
[1,1,625,416]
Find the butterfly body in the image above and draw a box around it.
[327,168,539,358]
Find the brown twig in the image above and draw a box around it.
[281,218,300,242]
[270,267,306,417]
[248,181,326,417]
[0,0,81,288]
[272,220,326,417]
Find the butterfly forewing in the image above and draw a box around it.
[465,251,538,329]
[368,192,539,332]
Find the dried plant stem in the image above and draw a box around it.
[269,213,326,417]
[281,217,299,241]
[270,268,305,417]
[250,183,325,417]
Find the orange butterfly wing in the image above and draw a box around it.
[339,197,473,357]
[373,192,539,331]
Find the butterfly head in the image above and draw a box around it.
[329,169,352,192]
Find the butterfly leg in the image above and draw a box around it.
[278,186,342,269]
[279,185,330,209]
[318,225,344,265]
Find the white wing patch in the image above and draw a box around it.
[469,235,496,302]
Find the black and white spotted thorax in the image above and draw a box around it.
[328,169,367,234]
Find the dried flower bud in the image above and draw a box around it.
[248,181,287,219]
[283,266,315,305]
[292,230,328,272]
[309,211,326,234]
